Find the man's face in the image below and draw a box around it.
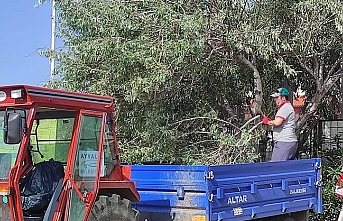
[273,96,283,105]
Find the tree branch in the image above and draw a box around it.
[328,56,343,77]
[170,116,240,130]
[295,54,318,81]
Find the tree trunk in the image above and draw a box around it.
[237,54,263,116]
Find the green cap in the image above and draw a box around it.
[270,87,289,97]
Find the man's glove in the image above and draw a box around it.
[262,115,270,125]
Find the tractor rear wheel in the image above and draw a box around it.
[89,194,139,221]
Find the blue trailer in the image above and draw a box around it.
[131,158,322,221]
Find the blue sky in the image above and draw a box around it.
[0,1,54,86]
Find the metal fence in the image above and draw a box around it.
[299,119,343,160]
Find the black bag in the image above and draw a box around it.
[19,159,64,215]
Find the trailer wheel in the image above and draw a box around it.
[89,194,139,221]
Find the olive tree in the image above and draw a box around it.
[205,0,343,138]
[40,0,343,165]
[41,0,260,165]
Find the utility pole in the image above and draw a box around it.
[50,0,56,81]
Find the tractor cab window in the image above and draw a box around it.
[68,114,103,220]
[30,109,76,165]
[103,116,117,167]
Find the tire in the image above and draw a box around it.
[89,194,139,221]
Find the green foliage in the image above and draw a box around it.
[47,0,206,100]
[310,156,342,220]
[35,0,343,218]
[39,0,343,159]
[215,0,286,58]
[40,0,262,165]
[203,129,261,165]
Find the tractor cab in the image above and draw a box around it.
[0,85,139,221]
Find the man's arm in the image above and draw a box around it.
[266,116,284,126]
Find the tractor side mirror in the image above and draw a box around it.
[3,112,22,144]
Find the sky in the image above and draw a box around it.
[0,1,54,86]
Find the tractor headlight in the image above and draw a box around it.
[0,91,6,102]
[10,89,24,99]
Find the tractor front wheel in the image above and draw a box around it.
[89,194,139,221]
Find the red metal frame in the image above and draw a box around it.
[63,110,105,221]
[10,107,36,220]
[0,85,139,221]
[0,85,114,111]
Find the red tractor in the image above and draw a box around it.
[0,85,140,221]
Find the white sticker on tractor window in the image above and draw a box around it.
[79,150,104,177]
